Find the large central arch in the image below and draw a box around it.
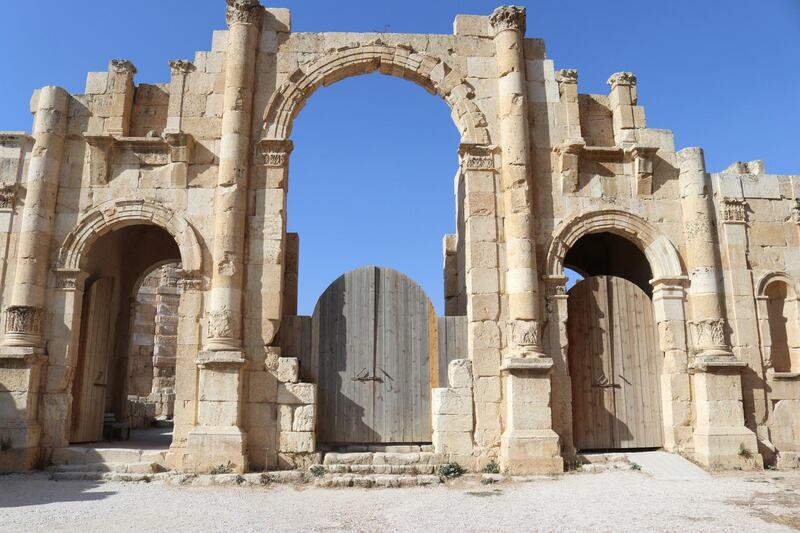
[262,41,491,144]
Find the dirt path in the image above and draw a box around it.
[2,469,799,532]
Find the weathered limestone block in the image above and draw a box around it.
[277,382,316,405]
[447,359,473,389]
[273,357,299,383]
[279,431,314,453]
[432,387,472,416]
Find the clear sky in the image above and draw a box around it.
[1,1,798,315]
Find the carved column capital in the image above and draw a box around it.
[507,319,542,352]
[490,5,526,35]
[458,143,497,171]
[556,69,578,84]
[5,305,44,338]
[257,139,294,167]
[689,318,728,354]
[110,59,137,75]
[607,71,637,87]
[168,59,195,75]
[226,0,263,26]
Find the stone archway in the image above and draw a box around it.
[43,199,205,450]
[262,42,491,145]
[543,209,690,455]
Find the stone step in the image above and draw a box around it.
[50,447,167,467]
[48,461,168,474]
[322,452,445,466]
[321,463,442,475]
[321,444,435,453]
[314,473,442,488]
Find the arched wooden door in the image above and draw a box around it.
[567,275,663,450]
[312,266,438,445]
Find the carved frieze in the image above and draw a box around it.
[5,306,43,336]
[721,198,747,224]
[54,269,89,291]
[490,5,526,34]
[226,0,263,26]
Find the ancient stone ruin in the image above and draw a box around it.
[0,1,798,476]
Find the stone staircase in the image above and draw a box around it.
[312,449,449,487]
[47,446,169,481]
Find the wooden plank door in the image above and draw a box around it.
[568,276,663,450]
[313,266,435,444]
[71,277,115,443]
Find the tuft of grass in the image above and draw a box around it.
[209,461,234,475]
[630,462,642,471]
[481,462,500,474]
[309,465,326,478]
[438,462,465,479]
[738,443,753,460]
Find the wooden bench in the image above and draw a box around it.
[103,413,131,442]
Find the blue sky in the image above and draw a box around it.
[1,1,798,315]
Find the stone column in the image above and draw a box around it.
[678,147,761,468]
[677,148,731,359]
[491,6,544,359]
[0,87,68,471]
[106,60,136,137]
[186,0,262,474]
[4,87,69,349]
[491,6,561,474]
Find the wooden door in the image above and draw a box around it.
[567,275,663,450]
[312,266,437,444]
[70,277,115,443]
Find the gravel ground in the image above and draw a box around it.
[2,469,800,532]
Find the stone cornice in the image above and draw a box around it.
[556,69,578,84]
[110,59,137,75]
[490,5,526,35]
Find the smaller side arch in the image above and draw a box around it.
[56,199,202,275]
[545,209,685,281]
[756,271,800,299]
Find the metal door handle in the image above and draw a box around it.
[351,368,383,383]
[591,383,621,389]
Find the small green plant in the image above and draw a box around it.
[481,477,497,485]
[0,437,12,452]
[738,443,753,460]
[482,462,500,474]
[309,465,326,478]
[209,461,234,475]
[438,462,465,479]
[630,462,641,471]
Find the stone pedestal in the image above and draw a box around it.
[499,358,563,474]
[692,363,762,469]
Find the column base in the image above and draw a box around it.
[183,426,248,474]
[693,426,763,470]
[500,429,563,475]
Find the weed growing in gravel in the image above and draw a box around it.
[209,461,234,475]
[309,465,326,478]
[738,443,753,460]
[482,462,500,474]
[630,462,642,471]
[438,462,465,479]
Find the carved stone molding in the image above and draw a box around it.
[5,306,43,336]
[689,318,726,350]
[555,140,585,193]
[630,146,658,196]
[110,59,137,75]
[226,0,263,26]
[507,319,540,348]
[607,71,637,87]
[176,269,205,292]
[168,60,195,75]
[54,269,89,291]
[556,69,578,84]
[721,198,747,224]
[163,132,195,163]
[459,143,496,171]
[0,132,33,149]
[490,5,526,35]
[0,183,18,209]
[257,139,294,168]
